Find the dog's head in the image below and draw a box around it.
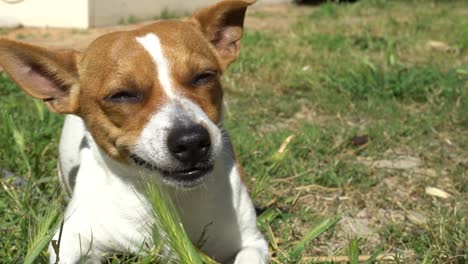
[0,0,255,187]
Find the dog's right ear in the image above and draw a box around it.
[191,0,256,69]
[0,39,80,114]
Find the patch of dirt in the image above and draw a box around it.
[1,3,308,51]
[2,23,144,50]
[357,155,421,170]
[276,143,459,259]
[339,216,380,241]
[247,3,313,32]
[259,104,336,133]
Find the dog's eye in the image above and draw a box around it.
[192,71,217,87]
[107,91,142,103]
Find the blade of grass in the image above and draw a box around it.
[12,126,31,176]
[289,216,341,260]
[252,135,295,198]
[33,99,45,121]
[421,249,433,264]
[363,247,384,264]
[145,181,212,264]
[348,238,360,264]
[197,249,220,264]
[24,198,62,264]
[257,208,280,226]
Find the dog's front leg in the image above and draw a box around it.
[228,164,269,264]
[48,195,105,264]
[48,227,102,264]
[49,147,104,264]
[231,208,269,264]
[233,241,269,264]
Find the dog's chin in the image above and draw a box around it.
[129,154,213,188]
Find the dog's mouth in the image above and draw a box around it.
[129,154,213,187]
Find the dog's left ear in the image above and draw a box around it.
[0,39,80,114]
[191,0,255,68]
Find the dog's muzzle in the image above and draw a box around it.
[167,123,211,166]
[130,123,214,187]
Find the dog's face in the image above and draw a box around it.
[0,0,255,187]
[79,21,225,187]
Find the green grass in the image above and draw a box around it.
[153,9,186,20]
[230,0,467,262]
[119,15,142,25]
[1,0,467,263]
[118,9,186,25]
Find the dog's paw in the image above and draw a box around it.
[233,247,268,264]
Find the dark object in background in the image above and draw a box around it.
[294,0,358,5]
[1,167,27,187]
[255,206,266,216]
[350,135,370,147]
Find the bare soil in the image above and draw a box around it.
[1,3,311,50]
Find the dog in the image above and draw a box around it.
[0,0,269,263]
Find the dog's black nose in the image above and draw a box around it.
[167,124,211,165]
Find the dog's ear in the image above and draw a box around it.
[192,0,255,68]
[0,39,80,114]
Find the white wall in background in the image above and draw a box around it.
[0,0,289,29]
[0,0,89,28]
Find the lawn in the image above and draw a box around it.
[1,0,467,263]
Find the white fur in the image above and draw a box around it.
[136,33,175,98]
[48,31,268,263]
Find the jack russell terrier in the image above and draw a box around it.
[0,0,269,263]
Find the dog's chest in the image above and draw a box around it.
[70,148,240,259]
[67,152,153,252]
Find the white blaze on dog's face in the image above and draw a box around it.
[129,29,225,186]
[0,0,254,187]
